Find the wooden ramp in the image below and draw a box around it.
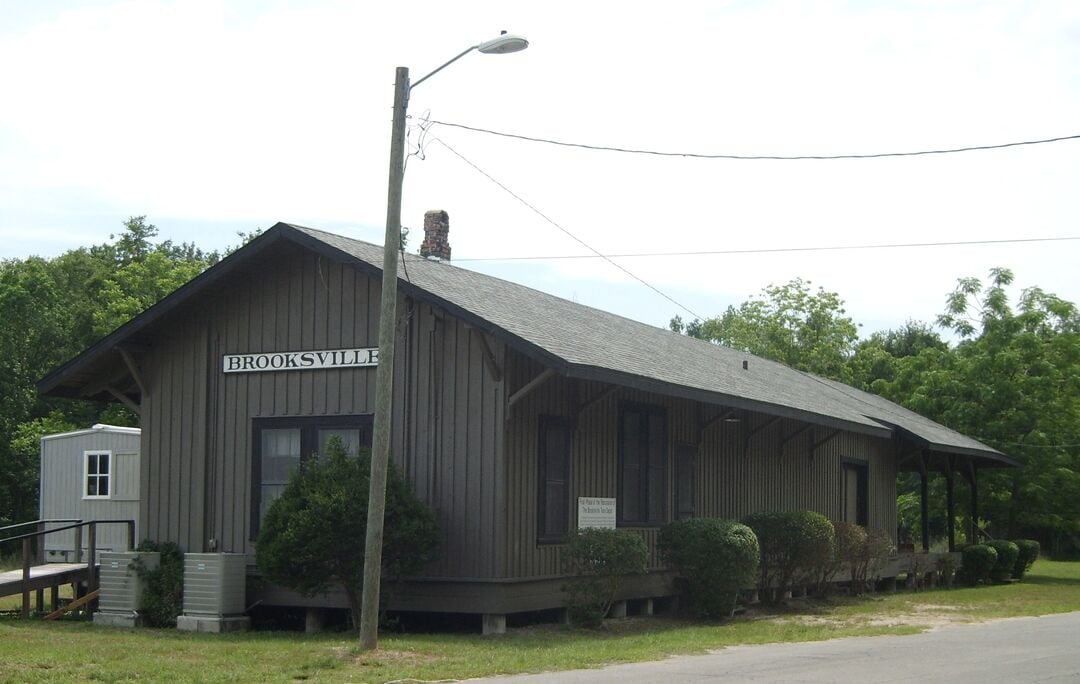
[0,563,91,598]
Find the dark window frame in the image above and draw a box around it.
[841,458,869,527]
[674,442,696,521]
[537,415,572,544]
[617,401,668,526]
[250,414,373,540]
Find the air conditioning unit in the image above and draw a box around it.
[93,551,159,628]
[176,553,250,632]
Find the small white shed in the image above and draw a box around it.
[39,424,141,561]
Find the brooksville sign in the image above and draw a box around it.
[222,347,378,374]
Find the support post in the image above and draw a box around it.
[22,538,31,619]
[945,458,956,552]
[360,65,410,653]
[917,453,930,552]
[482,613,507,635]
[87,523,97,597]
[968,463,979,543]
[74,526,83,563]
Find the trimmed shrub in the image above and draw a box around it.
[658,518,759,618]
[958,544,997,586]
[132,540,184,628]
[257,437,439,632]
[743,511,834,604]
[1012,539,1040,580]
[562,528,648,627]
[811,521,864,596]
[831,524,893,594]
[985,540,1020,583]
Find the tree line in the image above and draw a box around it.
[671,271,1080,555]
[0,218,229,527]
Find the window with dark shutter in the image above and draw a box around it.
[842,460,869,526]
[618,403,667,525]
[537,416,571,543]
[675,443,696,520]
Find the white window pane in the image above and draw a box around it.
[262,429,301,485]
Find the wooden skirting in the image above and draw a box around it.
[254,571,677,615]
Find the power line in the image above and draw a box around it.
[452,235,1080,263]
[430,119,1080,161]
[426,135,705,321]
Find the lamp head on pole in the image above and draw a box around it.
[477,31,529,54]
[408,31,529,93]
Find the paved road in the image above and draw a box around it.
[479,611,1080,683]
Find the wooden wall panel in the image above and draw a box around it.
[501,347,902,581]
[138,246,506,580]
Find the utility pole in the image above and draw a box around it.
[359,65,409,652]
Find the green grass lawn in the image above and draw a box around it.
[2,560,1078,684]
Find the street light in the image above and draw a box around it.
[360,31,529,652]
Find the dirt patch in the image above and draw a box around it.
[329,646,442,667]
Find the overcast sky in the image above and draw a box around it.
[2,0,1078,337]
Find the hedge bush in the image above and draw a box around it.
[658,518,759,618]
[562,528,648,627]
[958,544,997,586]
[985,540,1020,583]
[1012,539,1040,580]
[742,511,833,604]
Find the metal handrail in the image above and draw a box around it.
[0,519,82,537]
[6,519,136,619]
[1,520,133,546]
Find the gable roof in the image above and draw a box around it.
[38,222,1016,467]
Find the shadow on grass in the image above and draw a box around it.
[1022,574,1080,587]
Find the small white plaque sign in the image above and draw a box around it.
[578,497,617,530]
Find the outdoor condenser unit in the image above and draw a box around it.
[94,551,159,627]
[180,553,247,617]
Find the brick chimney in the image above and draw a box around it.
[420,210,451,261]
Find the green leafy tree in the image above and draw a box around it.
[877,269,1080,550]
[256,437,439,631]
[0,217,221,525]
[671,279,860,380]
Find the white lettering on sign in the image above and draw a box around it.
[578,497,617,530]
[223,348,378,374]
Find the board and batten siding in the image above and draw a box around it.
[139,245,506,579]
[502,350,898,581]
[39,427,140,559]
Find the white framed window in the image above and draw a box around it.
[84,450,111,499]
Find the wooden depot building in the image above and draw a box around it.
[39,211,1017,631]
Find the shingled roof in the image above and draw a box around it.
[39,222,1016,467]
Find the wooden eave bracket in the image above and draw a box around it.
[507,368,556,412]
[116,346,146,398]
[701,408,738,434]
[469,327,503,382]
[105,386,141,415]
[781,423,814,450]
[744,416,782,458]
[577,385,618,420]
[896,447,924,470]
[808,429,840,462]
